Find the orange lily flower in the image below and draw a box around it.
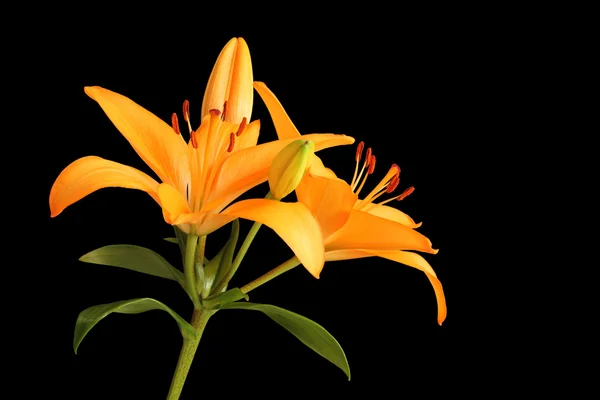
[50,39,354,238]
[236,82,446,325]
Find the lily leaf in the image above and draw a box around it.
[163,237,179,244]
[222,302,350,380]
[79,245,184,286]
[205,219,239,297]
[202,288,248,310]
[73,298,196,354]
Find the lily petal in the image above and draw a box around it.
[174,211,237,236]
[364,204,422,228]
[49,156,160,217]
[324,249,446,325]
[208,133,355,212]
[296,174,357,239]
[157,183,190,224]
[324,209,438,254]
[84,86,190,194]
[221,199,325,278]
[202,38,253,124]
[235,120,261,151]
[308,155,338,179]
[253,81,301,139]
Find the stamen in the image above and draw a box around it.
[171,113,181,135]
[352,147,372,191]
[355,141,364,162]
[397,186,414,201]
[222,101,228,121]
[227,132,235,152]
[368,155,376,175]
[386,175,400,193]
[236,117,247,136]
[190,130,198,149]
[183,100,192,134]
[209,109,221,117]
[183,100,190,122]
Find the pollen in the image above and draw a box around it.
[368,155,376,175]
[190,130,198,149]
[236,117,247,136]
[397,186,415,201]
[171,113,181,135]
[227,132,235,152]
[355,141,365,162]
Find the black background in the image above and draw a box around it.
[27,6,534,399]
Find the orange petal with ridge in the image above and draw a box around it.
[49,156,160,217]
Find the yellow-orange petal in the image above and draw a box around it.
[323,249,446,325]
[308,155,338,179]
[174,212,237,236]
[364,204,422,228]
[157,183,190,224]
[221,199,325,278]
[84,86,190,194]
[296,173,357,239]
[324,209,438,254]
[49,156,160,217]
[207,133,355,213]
[202,38,253,124]
[235,120,261,151]
[253,81,301,139]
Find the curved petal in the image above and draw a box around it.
[49,156,160,217]
[202,38,253,124]
[308,155,338,179]
[84,86,190,193]
[208,133,355,212]
[324,209,438,254]
[296,174,357,239]
[364,204,422,228]
[324,249,446,325]
[221,199,325,278]
[157,184,190,224]
[254,81,300,139]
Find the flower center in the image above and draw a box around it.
[350,141,415,212]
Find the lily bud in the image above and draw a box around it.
[201,37,253,124]
[269,140,315,200]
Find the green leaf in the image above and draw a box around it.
[73,298,196,354]
[202,288,248,310]
[163,237,179,244]
[222,302,350,380]
[205,219,239,297]
[79,245,184,285]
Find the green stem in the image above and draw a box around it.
[240,256,300,294]
[212,192,274,294]
[185,235,201,309]
[166,309,212,400]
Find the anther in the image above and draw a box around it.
[386,175,400,193]
[227,132,235,152]
[355,141,365,162]
[209,109,221,117]
[236,117,247,136]
[365,147,372,163]
[391,163,401,176]
[183,100,190,122]
[368,155,376,175]
[190,130,198,149]
[171,113,181,135]
[222,101,228,121]
[397,186,415,200]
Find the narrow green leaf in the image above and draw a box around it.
[210,219,240,295]
[73,298,196,354]
[79,245,184,285]
[163,237,179,244]
[202,288,248,310]
[222,302,350,380]
[174,226,187,262]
